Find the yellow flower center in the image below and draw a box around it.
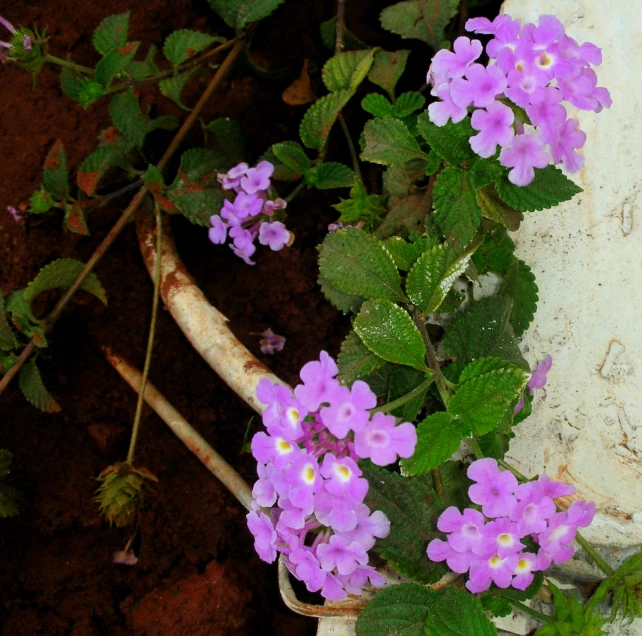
[537,52,552,68]
[277,439,293,453]
[498,533,513,546]
[334,464,352,481]
[302,465,316,484]
[517,559,529,571]
[489,555,502,567]
[286,407,300,425]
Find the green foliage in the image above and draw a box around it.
[60,67,82,101]
[63,203,90,236]
[468,157,505,191]
[472,226,516,275]
[496,166,583,212]
[43,140,69,201]
[375,191,431,239]
[127,44,160,80]
[77,145,122,196]
[380,0,460,49]
[361,462,447,583]
[354,300,428,372]
[361,93,395,117]
[95,48,135,86]
[406,243,473,313]
[159,70,198,110]
[322,49,376,92]
[299,89,354,150]
[29,188,55,214]
[448,357,528,435]
[320,16,368,52]
[477,185,524,231]
[333,180,385,228]
[318,274,363,314]
[443,296,528,370]
[387,366,430,420]
[400,411,463,475]
[0,292,18,351]
[383,235,428,271]
[433,167,481,248]
[208,0,285,31]
[163,29,222,66]
[355,583,437,636]
[203,118,246,169]
[480,594,513,618]
[337,330,386,385]
[319,229,405,302]
[109,89,147,148]
[362,91,425,118]
[93,12,130,55]
[19,358,61,413]
[367,49,410,101]
[361,117,426,166]
[306,162,354,189]
[537,583,608,636]
[499,259,538,337]
[417,113,476,167]
[272,141,311,176]
[424,587,498,636]
[78,78,108,109]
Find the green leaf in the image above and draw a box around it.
[323,49,376,92]
[93,12,130,55]
[320,16,368,52]
[309,162,354,189]
[469,157,505,191]
[163,29,219,66]
[368,49,410,101]
[19,359,61,413]
[400,412,464,476]
[95,49,135,86]
[443,296,528,370]
[480,594,512,618]
[260,147,300,182]
[63,203,90,236]
[425,587,498,636]
[334,180,385,229]
[361,117,427,166]
[416,113,476,166]
[356,584,437,636]
[24,259,108,316]
[433,168,481,248]
[338,330,386,385]
[472,227,515,275]
[499,259,538,337]
[362,462,447,583]
[387,366,430,420]
[318,274,364,314]
[496,165,583,212]
[394,92,426,118]
[43,140,68,201]
[159,70,196,110]
[77,145,121,196]
[448,357,528,435]
[380,0,460,50]
[406,243,473,313]
[299,89,354,150]
[60,67,82,101]
[126,44,160,80]
[375,191,431,239]
[5,291,47,346]
[208,0,285,31]
[272,141,311,175]
[109,88,147,148]
[77,78,107,109]
[0,292,18,350]
[29,188,55,214]
[354,300,428,372]
[318,229,406,302]
[383,236,427,271]
[361,93,394,117]
[204,118,246,169]
[0,484,22,518]
[477,185,523,231]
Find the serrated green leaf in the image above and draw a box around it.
[338,330,386,385]
[449,357,528,435]
[433,167,481,248]
[318,229,406,302]
[0,292,18,351]
[425,587,498,636]
[416,113,476,166]
[109,89,147,148]
[77,145,121,196]
[93,12,130,55]
[63,203,90,236]
[387,366,430,420]
[95,48,135,86]
[380,0,459,49]
[406,243,473,313]
[361,117,427,166]
[29,188,55,214]
[259,147,300,182]
[300,89,354,150]
[170,190,225,225]
[375,191,431,239]
[311,162,354,189]
[472,227,515,275]
[333,181,386,230]
[175,148,223,184]
[361,93,394,117]
[204,118,246,169]
[368,49,410,101]
[209,0,285,30]
[354,299,428,372]
[43,140,68,201]
[469,157,505,191]
[496,165,583,212]
[383,236,426,271]
[19,359,60,413]
[477,185,523,231]
[362,462,447,583]
[5,291,47,346]
[394,92,426,118]
[77,78,107,109]
[159,70,196,110]
[480,594,513,618]
[126,44,160,80]
[318,274,364,314]
[499,259,538,337]
[24,259,108,316]
[60,67,81,101]
[163,29,219,66]
[323,49,376,92]
[443,296,528,370]
[320,16,368,52]
[272,141,311,175]
[400,411,463,475]
[355,584,437,636]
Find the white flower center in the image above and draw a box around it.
[276,438,294,455]
[333,463,352,483]
[286,407,300,426]
[301,464,316,485]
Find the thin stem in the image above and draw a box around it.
[576,531,614,576]
[338,113,363,183]
[410,307,451,406]
[99,178,145,204]
[44,54,94,75]
[127,206,162,464]
[373,376,434,414]
[285,180,306,203]
[335,0,347,55]
[498,458,528,481]
[0,38,246,400]
[432,467,445,500]
[469,438,485,460]
[509,600,553,624]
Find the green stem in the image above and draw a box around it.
[576,532,614,576]
[509,600,553,624]
[432,467,445,501]
[498,458,528,481]
[469,438,485,460]
[373,376,435,414]
[44,54,93,75]
[338,113,364,183]
[285,180,307,203]
[126,206,162,464]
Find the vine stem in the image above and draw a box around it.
[509,600,553,624]
[338,113,363,183]
[126,205,162,464]
[335,0,347,55]
[0,38,246,400]
[373,376,434,414]
[44,54,94,75]
[285,180,306,203]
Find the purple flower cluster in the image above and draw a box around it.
[515,354,552,413]
[0,16,32,63]
[427,14,611,186]
[427,458,596,593]
[209,161,291,265]
[259,328,286,355]
[247,352,417,600]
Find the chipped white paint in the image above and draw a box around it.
[600,340,626,378]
